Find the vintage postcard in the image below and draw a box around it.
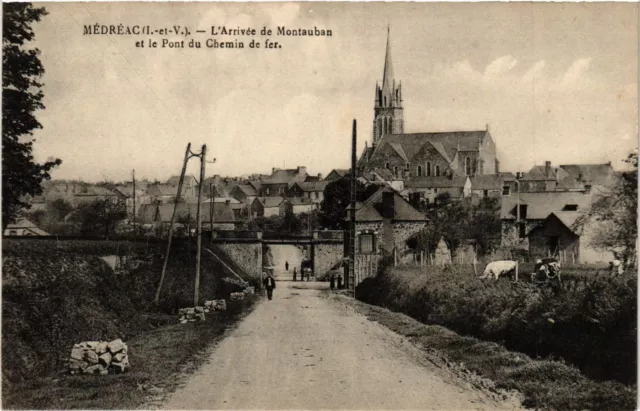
[2,2,638,410]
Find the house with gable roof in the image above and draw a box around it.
[500,190,614,263]
[347,186,428,284]
[251,196,288,218]
[260,167,309,197]
[288,181,330,205]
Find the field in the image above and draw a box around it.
[356,263,637,386]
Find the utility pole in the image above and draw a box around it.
[132,169,136,243]
[155,143,191,306]
[194,145,207,307]
[348,119,357,297]
[209,183,215,241]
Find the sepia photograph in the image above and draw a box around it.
[2,1,638,409]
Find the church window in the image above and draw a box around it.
[426,162,432,177]
[383,118,388,135]
[465,157,472,176]
[388,118,393,134]
[384,96,387,107]
[393,166,399,177]
[435,165,441,177]
[417,166,423,177]
[377,118,382,137]
[385,162,390,170]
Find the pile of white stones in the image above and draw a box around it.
[230,292,245,301]
[178,307,206,323]
[204,299,227,312]
[243,286,256,296]
[68,339,130,375]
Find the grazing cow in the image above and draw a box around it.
[531,258,561,283]
[480,260,518,280]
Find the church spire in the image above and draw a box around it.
[382,25,394,93]
[372,25,403,146]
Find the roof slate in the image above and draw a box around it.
[500,191,593,220]
[353,187,427,222]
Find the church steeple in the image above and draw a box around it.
[382,26,395,95]
[373,26,404,146]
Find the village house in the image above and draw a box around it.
[304,173,324,182]
[405,175,471,207]
[260,167,309,197]
[287,181,329,205]
[230,182,261,206]
[359,168,404,192]
[251,196,287,218]
[500,190,614,263]
[348,187,428,285]
[469,173,517,199]
[113,184,151,217]
[44,182,124,206]
[165,174,198,197]
[137,201,237,235]
[4,217,50,236]
[285,197,316,214]
[325,169,350,181]
[518,161,617,193]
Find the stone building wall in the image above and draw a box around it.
[313,243,343,277]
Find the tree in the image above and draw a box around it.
[574,150,638,266]
[2,3,61,230]
[71,199,126,238]
[408,197,501,256]
[319,177,380,229]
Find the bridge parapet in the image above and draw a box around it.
[211,230,263,240]
[314,230,344,241]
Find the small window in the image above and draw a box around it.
[393,166,399,177]
[483,190,488,197]
[359,233,375,254]
[434,188,439,193]
[265,188,270,195]
[435,165,441,177]
[8,230,17,236]
[405,162,410,170]
[417,166,423,177]
[502,186,510,196]
[518,222,526,239]
[518,204,528,219]
[385,162,390,170]
[562,204,578,211]
[465,157,472,176]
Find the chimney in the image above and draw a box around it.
[545,161,551,177]
[318,173,323,180]
[272,167,279,174]
[381,191,395,219]
[297,166,307,175]
[225,200,230,206]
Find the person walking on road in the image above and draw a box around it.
[285,261,289,271]
[293,267,297,281]
[263,272,276,300]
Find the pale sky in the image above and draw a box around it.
[29,2,638,182]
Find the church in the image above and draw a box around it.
[357,28,500,181]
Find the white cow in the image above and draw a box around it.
[480,260,518,280]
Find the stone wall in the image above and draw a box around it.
[213,242,263,280]
[313,243,344,277]
[392,221,428,253]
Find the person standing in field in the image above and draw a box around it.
[293,267,297,281]
[263,272,276,301]
[285,261,289,271]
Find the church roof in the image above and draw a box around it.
[369,130,488,164]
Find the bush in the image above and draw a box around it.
[356,265,637,385]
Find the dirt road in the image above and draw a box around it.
[161,281,522,410]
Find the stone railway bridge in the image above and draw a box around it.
[206,230,345,281]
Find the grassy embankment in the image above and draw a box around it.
[350,264,637,410]
[2,238,258,409]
